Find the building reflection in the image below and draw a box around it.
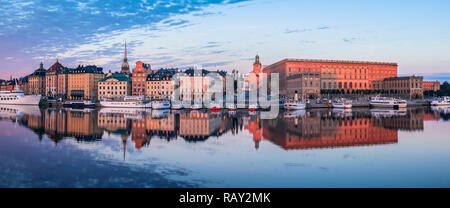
[2,105,448,152]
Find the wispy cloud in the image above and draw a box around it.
[284,28,310,34]
[317,26,330,30]
[0,0,251,77]
[343,37,358,43]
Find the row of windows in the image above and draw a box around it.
[322,82,369,89]
[100,91,127,95]
[0,97,19,101]
[288,68,395,76]
[99,86,127,90]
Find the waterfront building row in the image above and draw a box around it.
[255,55,427,99]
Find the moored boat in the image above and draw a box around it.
[63,100,96,108]
[210,103,222,111]
[248,103,259,111]
[332,99,352,109]
[191,102,203,110]
[226,103,237,111]
[100,100,151,108]
[284,101,307,110]
[431,97,450,106]
[370,96,407,109]
[0,85,41,105]
[151,100,171,109]
[171,101,184,110]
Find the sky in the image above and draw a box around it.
[0,0,450,82]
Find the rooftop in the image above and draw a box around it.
[266,58,398,68]
[100,73,130,82]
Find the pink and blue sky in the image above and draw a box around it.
[1,0,449,81]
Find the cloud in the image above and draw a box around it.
[284,28,310,34]
[285,25,331,34]
[202,61,232,67]
[343,38,358,43]
[0,0,251,76]
[317,26,330,30]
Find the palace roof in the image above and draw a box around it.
[100,73,131,82]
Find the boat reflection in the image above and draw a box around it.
[2,105,448,152]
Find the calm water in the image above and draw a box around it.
[0,105,450,188]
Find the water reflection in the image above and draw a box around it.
[1,105,448,152]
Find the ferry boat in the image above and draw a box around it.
[284,101,307,110]
[248,103,259,111]
[0,85,41,105]
[332,99,352,109]
[151,100,171,109]
[63,100,96,108]
[369,96,407,109]
[226,103,237,111]
[431,97,450,106]
[100,100,151,108]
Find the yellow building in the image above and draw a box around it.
[98,72,132,100]
[146,69,176,99]
[67,65,104,100]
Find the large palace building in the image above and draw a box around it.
[262,59,398,97]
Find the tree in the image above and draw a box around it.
[438,81,450,96]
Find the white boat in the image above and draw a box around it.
[191,102,203,110]
[100,100,151,108]
[332,99,352,109]
[210,103,222,111]
[0,85,41,105]
[151,109,171,118]
[124,96,145,101]
[171,101,184,110]
[226,103,237,111]
[370,96,407,109]
[152,100,171,109]
[248,103,259,111]
[284,101,307,110]
[431,97,450,106]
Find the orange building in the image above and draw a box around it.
[45,60,65,98]
[423,80,440,92]
[131,61,151,96]
[262,58,398,96]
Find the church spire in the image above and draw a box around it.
[121,41,130,74]
[254,53,261,65]
[124,41,127,62]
